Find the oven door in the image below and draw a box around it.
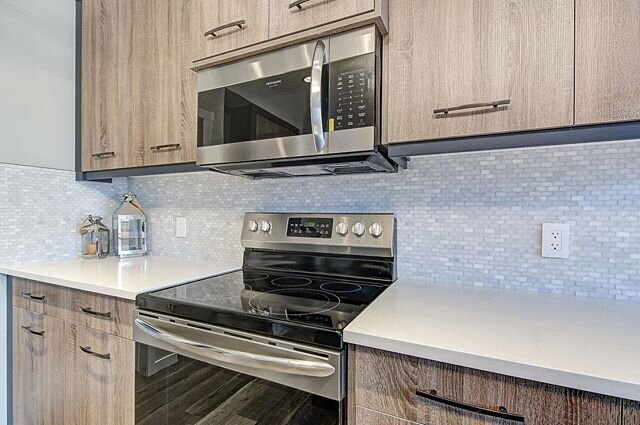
[134,311,344,425]
[197,36,330,166]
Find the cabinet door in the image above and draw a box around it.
[13,307,65,425]
[269,0,375,39]
[191,0,269,61]
[65,323,135,425]
[137,0,197,166]
[575,0,640,125]
[385,0,574,144]
[81,0,143,171]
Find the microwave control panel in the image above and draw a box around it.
[330,54,375,131]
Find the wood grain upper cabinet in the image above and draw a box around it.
[575,0,640,125]
[13,307,66,425]
[137,0,197,166]
[81,0,140,171]
[82,0,196,172]
[65,323,135,425]
[269,0,375,39]
[384,0,574,144]
[190,0,270,61]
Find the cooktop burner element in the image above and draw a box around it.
[271,276,313,288]
[136,213,397,349]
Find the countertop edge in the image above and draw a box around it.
[0,263,240,300]
[344,330,640,402]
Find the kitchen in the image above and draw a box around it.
[0,0,639,424]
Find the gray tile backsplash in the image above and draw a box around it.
[129,141,640,300]
[0,163,127,265]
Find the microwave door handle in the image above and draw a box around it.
[134,319,335,378]
[310,40,327,153]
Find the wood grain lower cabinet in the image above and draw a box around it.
[12,277,67,320]
[356,406,420,425]
[64,323,135,425]
[384,0,574,144]
[12,307,66,425]
[65,288,134,339]
[268,0,375,39]
[575,0,640,125]
[624,400,640,425]
[352,346,622,425]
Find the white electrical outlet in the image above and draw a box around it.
[176,217,187,238]
[541,223,570,259]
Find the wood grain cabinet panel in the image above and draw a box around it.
[65,288,134,339]
[384,0,574,144]
[12,277,67,320]
[353,346,621,425]
[269,0,375,39]
[81,0,141,171]
[356,406,421,425]
[190,0,270,61]
[13,307,66,425]
[624,400,640,425]
[65,323,135,425]
[575,0,640,125]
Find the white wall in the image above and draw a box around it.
[0,0,75,171]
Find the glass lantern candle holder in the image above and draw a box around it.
[79,215,110,258]
[112,192,147,258]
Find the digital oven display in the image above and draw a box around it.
[287,217,333,238]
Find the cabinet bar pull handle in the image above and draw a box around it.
[149,143,181,151]
[289,0,311,9]
[21,325,45,336]
[79,307,112,319]
[204,20,245,37]
[91,151,116,158]
[434,99,510,116]
[416,389,525,423]
[80,346,111,360]
[21,292,46,302]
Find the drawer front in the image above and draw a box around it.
[269,0,375,39]
[13,307,66,425]
[354,346,621,425]
[65,288,134,339]
[12,277,66,319]
[65,324,135,425]
[356,406,422,425]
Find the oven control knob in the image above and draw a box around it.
[260,221,272,233]
[369,222,383,238]
[335,222,349,236]
[247,220,259,232]
[352,222,365,237]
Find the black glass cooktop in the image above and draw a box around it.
[136,269,390,349]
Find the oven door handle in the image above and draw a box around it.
[310,39,327,153]
[134,319,336,378]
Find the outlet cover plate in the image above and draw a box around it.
[176,217,187,238]
[541,223,570,259]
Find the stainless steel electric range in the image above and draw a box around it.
[133,213,396,425]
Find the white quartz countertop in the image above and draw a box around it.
[0,256,240,299]
[344,279,640,402]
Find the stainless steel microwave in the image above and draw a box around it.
[196,26,403,179]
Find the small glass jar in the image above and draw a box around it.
[79,215,110,258]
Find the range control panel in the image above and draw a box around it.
[330,54,375,131]
[241,213,396,258]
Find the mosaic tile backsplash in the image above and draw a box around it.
[128,141,640,301]
[0,163,127,265]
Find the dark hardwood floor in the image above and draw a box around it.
[135,355,339,425]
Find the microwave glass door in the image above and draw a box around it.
[135,343,341,425]
[198,54,328,149]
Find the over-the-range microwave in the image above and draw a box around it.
[196,26,405,179]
